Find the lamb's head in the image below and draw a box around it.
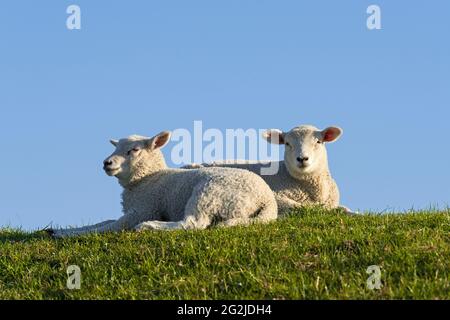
[103,131,171,187]
[263,125,342,177]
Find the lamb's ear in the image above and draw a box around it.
[146,131,172,150]
[110,139,119,147]
[262,129,285,145]
[321,127,343,143]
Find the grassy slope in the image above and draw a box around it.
[0,208,449,300]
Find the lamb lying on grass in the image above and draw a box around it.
[50,131,277,238]
[184,125,352,214]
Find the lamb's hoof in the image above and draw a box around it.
[47,229,68,239]
[43,228,66,239]
[44,228,55,237]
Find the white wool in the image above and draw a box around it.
[52,131,277,237]
[184,125,346,214]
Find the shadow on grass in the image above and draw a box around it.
[282,206,352,218]
[0,230,51,244]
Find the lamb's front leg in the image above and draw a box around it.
[50,220,116,234]
[276,196,302,215]
[52,215,138,238]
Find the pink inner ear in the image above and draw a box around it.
[154,137,167,148]
[270,132,284,144]
[323,128,339,142]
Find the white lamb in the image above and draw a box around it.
[50,131,277,238]
[184,125,351,214]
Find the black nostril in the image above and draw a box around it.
[104,160,113,167]
[297,157,309,162]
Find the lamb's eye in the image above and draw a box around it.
[127,148,140,155]
[317,140,323,144]
[285,142,291,147]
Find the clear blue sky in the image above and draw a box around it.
[1,1,449,230]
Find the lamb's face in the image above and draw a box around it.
[263,125,342,176]
[103,132,171,185]
[284,127,328,175]
[103,136,146,180]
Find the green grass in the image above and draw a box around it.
[0,208,449,300]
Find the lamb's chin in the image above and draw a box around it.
[290,166,314,177]
[298,165,311,171]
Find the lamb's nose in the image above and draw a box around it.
[297,156,309,163]
[104,160,113,167]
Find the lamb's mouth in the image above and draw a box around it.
[104,167,121,176]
